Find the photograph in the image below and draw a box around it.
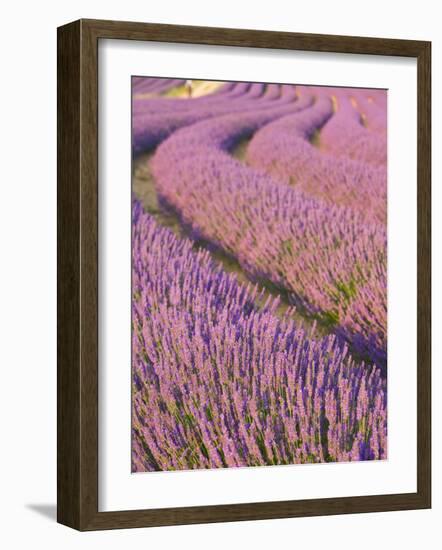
[0,0,434,540]
[131,77,388,472]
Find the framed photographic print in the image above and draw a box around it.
[57,19,431,530]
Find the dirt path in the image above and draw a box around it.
[231,138,250,162]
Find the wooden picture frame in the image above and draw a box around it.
[57,18,431,530]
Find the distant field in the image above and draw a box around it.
[132,78,225,99]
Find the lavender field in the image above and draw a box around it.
[131,78,388,472]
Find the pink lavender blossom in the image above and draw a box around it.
[151,100,387,367]
[132,82,302,155]
[245,96,387,224]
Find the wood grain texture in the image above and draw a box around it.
[57,20,81,529]
[57,18,431,531]
[83,18,428,56]
[416,41,431,507]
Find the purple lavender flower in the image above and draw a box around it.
[131,204,387,471]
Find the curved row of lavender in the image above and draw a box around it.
[132,203,387,471]
[151,100,387,367]
[353,93,387,136]
[132,82,301,155]
[244,95,387,224]
[133,81,283,116]
[132,77,186,96]
[318,91,387,168]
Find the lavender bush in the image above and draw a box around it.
[151,103,387,366]
[132,204,387,471]
[132,83,301,155]
[319,91,387,167]
[245,96,387,223]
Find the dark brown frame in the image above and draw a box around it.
[57,18,431,531]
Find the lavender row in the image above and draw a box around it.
[132,80,248,117]
[319,91,387,167]
[151,107,387,367]
[133,82,289,116]
[132,83,301,155]
[132,77,185,96]
[132,203,387,471]
[353,93,387,136]
[245,96,387,223]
